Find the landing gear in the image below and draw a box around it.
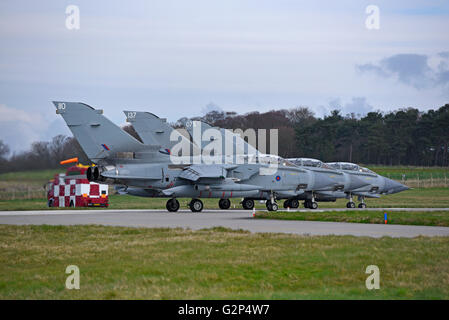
[346,193,356,208]
[219,199,231,210]
[290,199,299,208]
[242,198,254,210]
[358,196,367,208]
[189,199,203,212]
[304,195,318,209]
[304,200,318,209]
[284,199,299,209]
[266,200,278,211]
[166,198,180,212]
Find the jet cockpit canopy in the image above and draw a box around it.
[327,162,375,174]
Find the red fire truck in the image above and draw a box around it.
[46,162,109,208]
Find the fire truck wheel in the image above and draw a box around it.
[47,199,53,207]
[166,199,180,212]
[69,200,74,207]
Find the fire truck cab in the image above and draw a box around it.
[46,164,109,207]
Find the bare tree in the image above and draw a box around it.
[0,140,10,159]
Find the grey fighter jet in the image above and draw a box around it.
[124,110,313,211]
[326,162,410,208]
[182,121,371,209]
[53,102,306,212]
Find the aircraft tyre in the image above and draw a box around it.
[219,199,231,210]
[266,201,278,211]
[242,198,255,210]
[283,200,290,208]
[346,202,356,208]
[310,201,318,209]
[358,203,367,208]
[166,198,180,212]
[189,199,203,212]
[290,199,299,208]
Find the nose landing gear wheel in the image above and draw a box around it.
[166,198,180,212]
[189,199,203,212]
[219,199,231,209]
[310,201,318,209]
[358,203,367,208]
[346,202,356,208]
[242,199,254,210]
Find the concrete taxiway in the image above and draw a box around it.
[1,208,449,238]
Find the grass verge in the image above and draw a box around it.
[255,210,449,227]
[0,225,448,299]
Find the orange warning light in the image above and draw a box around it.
[60,157,79,165]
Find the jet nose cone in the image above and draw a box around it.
[383,178,410,194]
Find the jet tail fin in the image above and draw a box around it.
[53,101,148,163]
[124,110,196,155]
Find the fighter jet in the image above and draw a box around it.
[326,162,410,208]
[54,102,306,212]
[182,121,371,209]
[123,110,316,211]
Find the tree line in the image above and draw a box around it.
[0,104,448,174]
[178,104,449,166]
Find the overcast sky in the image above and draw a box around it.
[1,0,449,153]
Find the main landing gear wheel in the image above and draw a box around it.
[358,203,367,208]
[219,199,231,210]
[290,199,299,208]
[304,200,318,209]
[346,202,356,208]
[166,198,180,212]
[242,198,255,210]
[266,201,278,212]
[284,199,299,208]
[189,199,203,212]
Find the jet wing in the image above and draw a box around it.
[179,164,233,182]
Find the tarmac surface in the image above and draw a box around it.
[1,208,449,238]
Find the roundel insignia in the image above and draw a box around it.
[275,175,281,181]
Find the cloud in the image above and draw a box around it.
[356,53,449,89]
[0,104,70,153]
[201,102,222,115]
[438,51,449,59]
[341,97,374,115]
[320,97,374,118]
